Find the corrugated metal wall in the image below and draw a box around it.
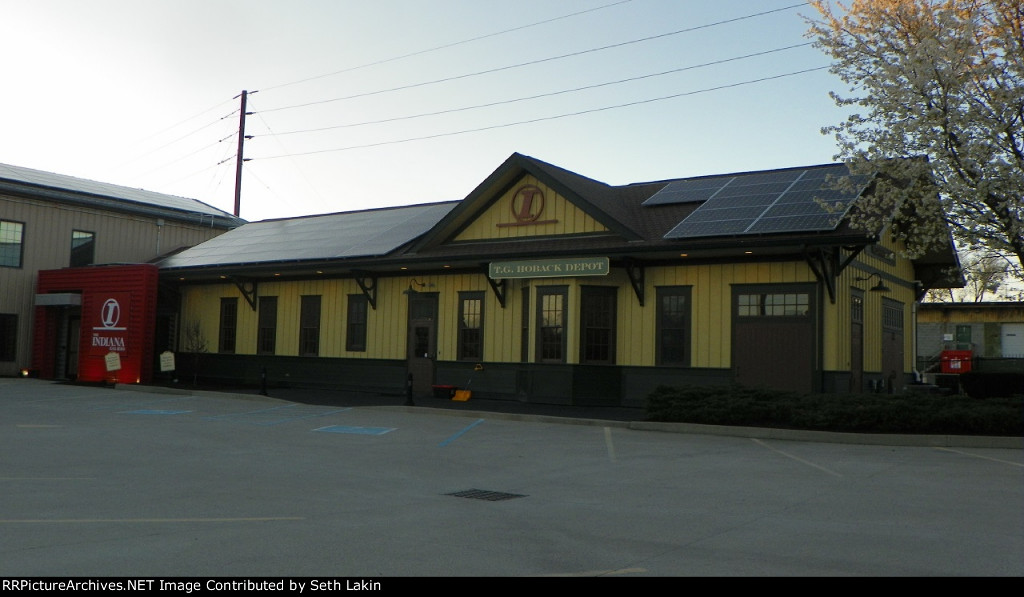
[0,194,232,376]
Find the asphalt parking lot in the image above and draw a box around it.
[1,378,1022,577]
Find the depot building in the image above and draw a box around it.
[157,153,961,405]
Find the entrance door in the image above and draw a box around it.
[850,291,864,393]
[53,308,81,380]
[732,285,817,393]
[880,298,905,393]
[66,315,81,379]
[407,293,438,397]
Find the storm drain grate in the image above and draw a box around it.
[446,489,527,502]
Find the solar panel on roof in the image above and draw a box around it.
[662,165,870,239]
[640,177,735,206]
[159,202,459,269]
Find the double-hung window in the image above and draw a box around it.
[299,295,321,356]
[0,220,24,268]
[346,295,368,352]
[656,287,692,366]
[257,297,277,355]
[458,292,484,360]
[219,298,238,354]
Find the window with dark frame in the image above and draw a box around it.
[0,220,24,268]
[656,286,692,366]
[346,294,368,352]
[218,298,238,354]
[882,299,904,331]
[257,296,277,355]
[70,230,95,267]
[520,286,530,363]
[580,286,616,364]
[536,287,567,363]
[299,295,321,356]
[737,293,810,317]
[458,291,484,360]
[0,314,17,361]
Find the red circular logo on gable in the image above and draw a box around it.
[510,185,545,223]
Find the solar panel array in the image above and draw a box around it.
[641,177,730,206]
[657,164,871,239]
[159,202,459,269]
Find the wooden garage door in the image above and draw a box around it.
[732,284,817,393]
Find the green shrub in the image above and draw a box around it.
[646,385,1023,436]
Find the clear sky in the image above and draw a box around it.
[1,0,852,223]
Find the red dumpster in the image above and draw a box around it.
[940,350,973,374]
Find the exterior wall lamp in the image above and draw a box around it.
[404,279,428,295]
[855,273,891,293]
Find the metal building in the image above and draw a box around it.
[0,163,243,378]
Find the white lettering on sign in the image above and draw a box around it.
[92,335,126,352]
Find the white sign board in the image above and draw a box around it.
[104,351,122,372]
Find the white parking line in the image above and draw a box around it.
[751,438,843,477]
[935,447,1024,467]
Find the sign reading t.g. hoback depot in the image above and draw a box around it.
[489,257,609,279]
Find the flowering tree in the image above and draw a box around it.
[807,0,1023,278]
[924,250,1016,300]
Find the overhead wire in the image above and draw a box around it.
[244,96,331,206]
[256,66,830,159]
[141,2,818,205]
[119,109,239,168]
[258,0,636,93]
[257,3,807,115]
[262,42,814,137]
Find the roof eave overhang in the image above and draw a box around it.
[0,180,243,229]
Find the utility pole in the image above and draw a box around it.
[233,90,253,218]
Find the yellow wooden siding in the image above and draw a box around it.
[823,232,919,374]
[180,260,823,368]
[181,279,403,359]
[178,249,925,377]
[453,176,609,241]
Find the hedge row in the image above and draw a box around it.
[645,385,1023,436]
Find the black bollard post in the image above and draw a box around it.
[260,366,268,396]
[405,373,415,406]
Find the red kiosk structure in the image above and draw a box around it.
[32,264,159,384]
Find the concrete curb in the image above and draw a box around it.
[117,383,1023,449]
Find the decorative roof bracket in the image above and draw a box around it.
[229,277,258,311]
[624,258,645,306]
[486,276,507,308]
[803,247,840,304]
[353,273,378,310]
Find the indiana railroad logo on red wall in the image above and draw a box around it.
[93,297,127,331]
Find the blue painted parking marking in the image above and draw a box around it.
[439,419,485,447]
[205,404,350,426]
[315,425,394,436]
[123,409,192,415]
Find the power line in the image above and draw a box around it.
[256,66,829,160]
[257,3,807,115]
[258,0,636,93]
[248,100,330,207]
[261,43,813,137]
[117,109,239,168]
